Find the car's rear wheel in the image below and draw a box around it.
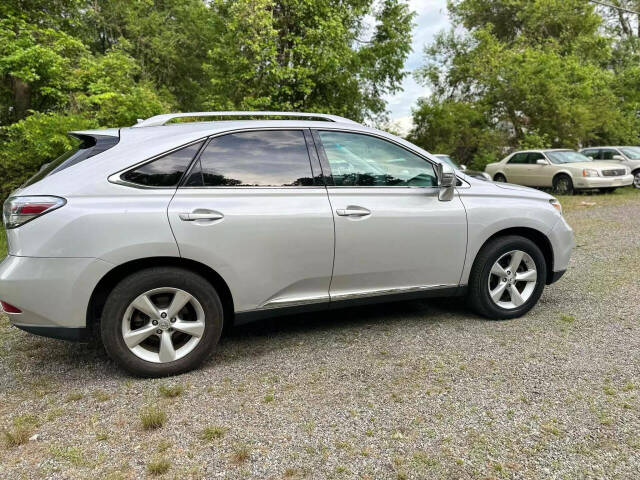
[101,267,223,377]
[468,236,547,320]
[553,174,574,195]
[494,173,507,182]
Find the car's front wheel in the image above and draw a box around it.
[633,170,640,189]
[468,236,547,320]
[101,267,223,377]
[553,174,574,195]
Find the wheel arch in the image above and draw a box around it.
[552,170,573,184]
[478,227,555,285]
[86,257,235,335]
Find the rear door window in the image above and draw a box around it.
[121,141,204,187]
[184,130,314,187]
[600,149,618,160]
[508,153,528,164]
[526,152,545,164]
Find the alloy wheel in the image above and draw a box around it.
[634,172,640,189]
[121,287,205,363]
[487,250,537,310]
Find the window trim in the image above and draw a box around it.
[178,127,324,189]
[108,138,208,190]
[312,128,440,189]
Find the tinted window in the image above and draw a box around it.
[508,153,528,164]
[318,131,437,187]
[527,152,545,164]
[582,149,599,159]
[121,141,203,187]
[601,149,618,160]
[24,134,119,188]
[185,130,314,187]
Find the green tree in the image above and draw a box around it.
[411,0,640,165]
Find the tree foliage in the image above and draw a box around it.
[410,0,640,167]
[0,0,414,199]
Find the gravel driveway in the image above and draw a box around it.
[1,190,638,479]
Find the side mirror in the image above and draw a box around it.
[536,159,548,166]
[612,154,625,161]
[460,164,467,171]
[436,162,456,201]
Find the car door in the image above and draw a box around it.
[168,129,335,314]
[503,152,530,184]
[312,130,467,301]
[526,152,550,186]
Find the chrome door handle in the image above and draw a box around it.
[179,211,224,221]
[336,206,371,217]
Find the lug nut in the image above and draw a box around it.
[170,318,176,323]
[502,278,507,282]
[156,329,162,335]
[161,312,167,318]
[152,320,158,325]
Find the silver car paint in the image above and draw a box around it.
[0,120,573,330]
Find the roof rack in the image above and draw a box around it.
[133,111,359,127]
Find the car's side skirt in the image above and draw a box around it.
[234,284,466,326]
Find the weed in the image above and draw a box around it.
[158,384,184,398]
[147,457,171,476]
[140,406,166,430]
[201,426,226,441]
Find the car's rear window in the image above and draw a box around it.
[23,134,120,188]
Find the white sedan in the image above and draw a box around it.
[485,149,634,194]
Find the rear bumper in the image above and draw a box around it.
[574,174,633,189]
[0,255,113,333]
[13,324,90,341]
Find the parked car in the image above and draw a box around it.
[484,149,634,194]
[579,146,640,189]
[0,112,574,377]
[434,154,491,181]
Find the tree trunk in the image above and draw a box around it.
[11,76,31,120]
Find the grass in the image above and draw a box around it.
[2,415,38,447]
[140,406,167,430]
[556,186,638,213]
[158,383,185,398]
[201,425,226,441]
[147,457,171,476]
[230,444,251,465]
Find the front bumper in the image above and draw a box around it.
[0,255,113,337]
[574,174,634,189]
[547,215,575,282]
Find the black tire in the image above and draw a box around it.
[468,235,547,320]
[494,173,507,182]
[600,187,617,194]
[632,170,640,189]
[553,174,574,195]
[101,267,223,377]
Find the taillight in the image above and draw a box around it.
[0,301,22,314]
[2,196,66,229]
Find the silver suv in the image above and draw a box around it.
[0,112,574,376]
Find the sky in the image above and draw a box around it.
[384,0,450,132]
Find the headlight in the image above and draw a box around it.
[549,198,562,215]
[582,169,599,177]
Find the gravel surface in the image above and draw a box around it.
[0,190,638,479]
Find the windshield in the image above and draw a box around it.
[435,154,460,169]
[620,147,640,160]
[546,151,591,164]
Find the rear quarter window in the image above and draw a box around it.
[120,141,204,187]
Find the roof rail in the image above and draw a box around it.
[132,111,359,127]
